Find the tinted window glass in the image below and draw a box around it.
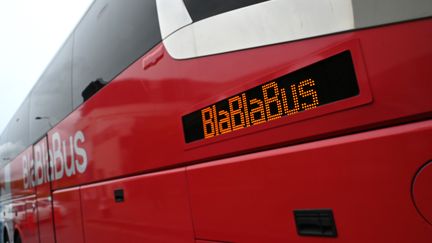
[352,0,432,28]
[0,98,30,161]
[30,38,73,142]
[0,130,9,163]
[183,0,269,22]
[73,0,161,108]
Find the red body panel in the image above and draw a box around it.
[195,241,227,243]
[80,169,194,243]
[34,138,55,243]
[49,19,432,190]
[8,148,39,243]
[413,161,432,225]
[9,148,33,199]
[52,187,85,243]
[187,120,432,242]
[12,196,38,243]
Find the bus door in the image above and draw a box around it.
[33,136,56,243]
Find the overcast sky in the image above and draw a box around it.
[0,0,93,134]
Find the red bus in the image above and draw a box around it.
[1,0,432,242]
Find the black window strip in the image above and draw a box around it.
[183,0,269,22]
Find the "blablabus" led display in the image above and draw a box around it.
[182,51,359,143]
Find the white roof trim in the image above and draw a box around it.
[162,0,354,59]
[156,0,192,39]
[158,0,432,59]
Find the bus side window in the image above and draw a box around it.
[183,0,269,22]
[0,98,30,161]
[72,0,162,108]
[29,37,73,142]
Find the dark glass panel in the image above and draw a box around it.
[29,37,73,142]
[183,0,269,22]
[0,98,30,160]
[72,0,161,108]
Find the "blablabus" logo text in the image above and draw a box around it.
[23,130,88,189]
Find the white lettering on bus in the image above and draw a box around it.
[22,130,88,189]
[74,131,88,174]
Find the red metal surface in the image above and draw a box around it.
[80,169,194,243]
[187,120,432,242]
[48,19,432,190]
[34,138,55,243]
[52,187,85,243]
[8,148,39,243]
[196,240,228,243]
[9,147,34,198]
[413,161,432,225]
[13,196,39,243]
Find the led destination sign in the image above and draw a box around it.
[182,51,359,143]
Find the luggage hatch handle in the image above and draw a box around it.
[294,209,338,237]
